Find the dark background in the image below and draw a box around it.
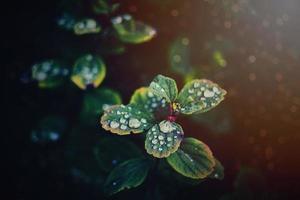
[5,0,300,199]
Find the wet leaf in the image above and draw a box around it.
[176,79,227,114]
[129,87,167,113]
[71,54,106,90]
[31,60,69,88]
[112,14,156,44]
[73,19,101,35]
[104,158,151,195]
[80,87,122,125]
[166,137,215,179]
[94,137,142,172]
[145,120,184,158]
[31,115,67,143]
[149,74,178,103]
[101,104,154,135]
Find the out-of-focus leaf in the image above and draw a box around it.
[209,158,224,180]
[149,74,178,103]
[92,0,120,15]
[145,121,184,158]
[104,158,151,195]
[94,137,142,172]
[57,13,77,30]
[31,115,67,143]
[213,51,227,68]
[166,137,215,179]
[71,54,106,90]
[101,104,154,135]
[112,14,156,44]
[176,79,227,114]
[130,87,168,113]
[169,37,193,75]
[80,87,122,126]
[31,60,69,88]
[73,19,101,35]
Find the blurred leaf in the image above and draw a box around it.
[209,158,224,180]
[80,87,122,126]
[104,158,151,195]
[94,137,143,172]
[73,19,101,35]
[65,127,105,186]
[31,60,69,88]
[213,51,227,68]
[92,0,120,15]
[130,87,168,113]
[166,137,215,179]
[31,115,67,143]
[169,37,194,75]
[149,74,178,103]
[145,120,184,158]
[57,13,77,30]
[112,14,156,44]
[101,104,154,135]
[71,54,106,90]
[192,105,232,134]
[176,79,227,114]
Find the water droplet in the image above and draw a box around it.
[194,82,200,88]
[120,124,127,130]
[120,118,126,124]
[159,121,174,133]
[167,137,172,141]
[141,118,147,123]
[204,90,215,98]
[113,182,117,186]
[158,135,164,140]
[128,118,141,128]
[159,147,163,151]
[110,121,120,129]
[152,139,158,144]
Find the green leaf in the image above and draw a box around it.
[129,87,168,113]
[166,137,215,179]
[31,60,69,88]
[149,74,178,103]
[169,37,193,75]
[101,104,153,135]
[112,14,156,44]
[176,79,227,114]
[209,158,224,180]
[145,120,184,158]
[104,158,151,195]
[94,137,142,172]
[80,88,122,125]
[73,19,101,35]
[71,54,106,90]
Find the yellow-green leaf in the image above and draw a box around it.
[176,79,226,114]
[101,104,153,135]
[71,54,106,90]
[145,120,184,158]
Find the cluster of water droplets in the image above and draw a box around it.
[144,90,167,112]
[106,105,149,132]
[74,19,101,35]
[146,121,183,157]
[32,60,69,82]
[180,80,224,112]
